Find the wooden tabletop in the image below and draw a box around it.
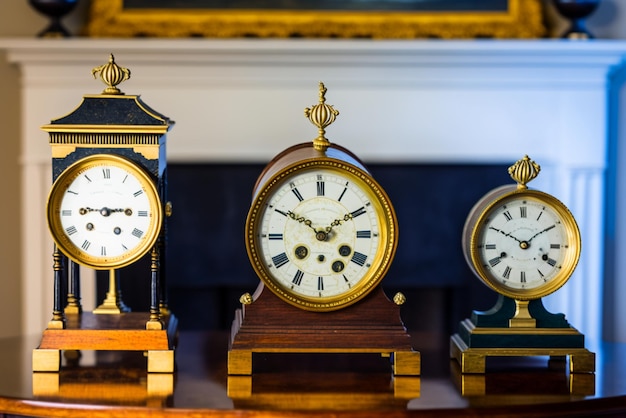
[0,331,625,417]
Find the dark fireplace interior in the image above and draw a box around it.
[98,162,511,343]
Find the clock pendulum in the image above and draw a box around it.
[32,55,177,374]
[227,83,420,391]
[451,155,595,375]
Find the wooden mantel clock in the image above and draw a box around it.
[451,155,595,374]
[228,83,420,379]
[32,55,177,373]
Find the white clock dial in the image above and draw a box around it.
[476,198,568,290]
[246,160,397,311]
[466,190,581,300]
[47,155,162,269]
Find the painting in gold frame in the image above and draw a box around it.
[85,0,544,39]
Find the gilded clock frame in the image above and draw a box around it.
[245,159,398,312]
[467,188,581,301]
[47,154,163,270]
[85,0,544,39]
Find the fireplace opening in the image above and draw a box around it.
[97,162,510,338]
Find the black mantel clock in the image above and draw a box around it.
[32,55,177,373]
[452,156,595,375]
[228,83,420,386]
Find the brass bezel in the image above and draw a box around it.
[47,154,163,269]
[467,188,581,300]
[245,158,398,311]
[85,0,544,39]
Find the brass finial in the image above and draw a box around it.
[239,292,253,305]
[304,82,339,152]
[91,54,131,95]
[508,155,541,189]
[393,292,406,306]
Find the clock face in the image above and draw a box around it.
[467,190,580,300]
[47,154,162,269]
[246,160,397,311]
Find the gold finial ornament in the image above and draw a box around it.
[239,293,253,305]
[508,155,541,189]
[304,82,340,152]
[91,54,131,95]
[393,292,406,306]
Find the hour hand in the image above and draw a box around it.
[78,207,125,217]
[287,210,316,232]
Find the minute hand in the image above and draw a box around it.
[488,226,522,243]
[528,224,556,242]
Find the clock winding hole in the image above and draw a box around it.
[294,245,308,260]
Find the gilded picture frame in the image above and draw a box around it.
[85,0,544,39]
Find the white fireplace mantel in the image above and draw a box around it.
[2,38,625,342]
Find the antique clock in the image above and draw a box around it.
[451,155,595,374]
[33,55,177,373]
[228,83,420,381]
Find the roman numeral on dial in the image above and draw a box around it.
[503,266,511,279]
[292,270,303,286]
[520,206,527,218]
[290,182,304,201]
[317,175,325,196]
[351,252,367,266]
[272,252,289,268]
[488,257,501,267]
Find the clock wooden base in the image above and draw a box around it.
[32,312,178,373]
[228,284,420,376]
[450,352,596,397]
[450,296,595,374]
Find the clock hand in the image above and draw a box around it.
[99,207,127,217]
[528,224,556,242]
[286,210,317,232]
[488,226,534,250]
[325,213,353,233]
[488,226,522,243]
[78,207,126,217]
[287,210,346,242]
